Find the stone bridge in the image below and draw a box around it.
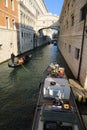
[36,13,60,33]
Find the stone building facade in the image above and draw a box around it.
[0,0,19,63]
[58,0,87,88]
[36,13,59,42]
[18,0,48,53]
[0,0,59,63]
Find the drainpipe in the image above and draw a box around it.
[77,4,87,80]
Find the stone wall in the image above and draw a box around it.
[0,0,19,63]
[0,29,18,63]
[58,0,87,88]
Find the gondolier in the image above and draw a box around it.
[8,54,32,68]
[11,53,15,64]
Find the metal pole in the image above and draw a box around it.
[77,4,87,80]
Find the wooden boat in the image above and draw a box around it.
[32,64,86,130]
[8,54,32,68]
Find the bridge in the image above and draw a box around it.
[36,13,60,33]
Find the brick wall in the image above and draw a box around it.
[0,0,19,63]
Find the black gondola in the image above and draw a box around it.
[8,54,32,68]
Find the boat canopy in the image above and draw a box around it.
[43,77,70,99]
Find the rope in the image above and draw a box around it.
[21,64,30,72]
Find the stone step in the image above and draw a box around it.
[69,79,87,103]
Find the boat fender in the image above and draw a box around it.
[63,104,70,109]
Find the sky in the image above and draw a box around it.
[44,0,64,16]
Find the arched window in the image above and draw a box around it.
[12,19,15,29]
[6,17,9,29]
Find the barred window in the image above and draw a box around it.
[71,14,74,26]
[69,45,71,53]
[75,48,80,59]
[80,4,87,21]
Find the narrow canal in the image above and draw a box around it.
[0,44,74,130]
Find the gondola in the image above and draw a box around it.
[32,63,86,130]
[8,54,32,68]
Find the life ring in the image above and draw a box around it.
[63,104,70,109]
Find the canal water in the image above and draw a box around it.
[0,44,74,130]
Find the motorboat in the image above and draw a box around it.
[32,64,86,130]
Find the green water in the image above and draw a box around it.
[0,44,74,130]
